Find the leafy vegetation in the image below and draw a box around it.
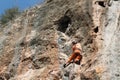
[0,7,20,25]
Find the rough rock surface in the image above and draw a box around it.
[0,0,119,80]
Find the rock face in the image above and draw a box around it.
[0,0,119,80]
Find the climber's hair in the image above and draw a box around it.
[72,41,77,45]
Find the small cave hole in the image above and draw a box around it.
[95,1,106,7]
[0,77,4,80]
[115,74,120,77]
[94,27,99,33]
[20,42,25,47]
[56,15,71,33]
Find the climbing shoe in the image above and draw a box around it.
[63,63,67,68]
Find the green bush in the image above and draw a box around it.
[0,7,20,25]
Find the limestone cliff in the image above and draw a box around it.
[0,0,119,80]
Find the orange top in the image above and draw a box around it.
[72,45,81,53]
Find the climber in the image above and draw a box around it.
[63,41,82,68]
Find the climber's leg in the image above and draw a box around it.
[74,54,82,65]
[63,53,77,68]
[67,53,77,64]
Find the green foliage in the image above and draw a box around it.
[0,7,20,25]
